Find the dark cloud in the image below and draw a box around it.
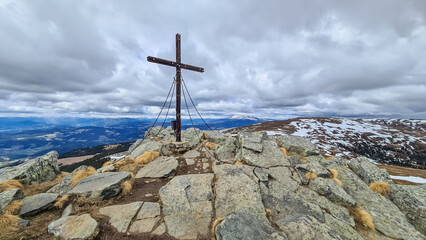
[0,0,425,118]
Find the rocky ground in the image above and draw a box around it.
[0,126,425,240]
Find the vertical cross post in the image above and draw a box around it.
[175,34,182,141]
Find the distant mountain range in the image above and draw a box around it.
[0,115,268,165]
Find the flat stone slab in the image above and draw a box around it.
[0,188,24,210]
[129,202,161,234]
[47,165,88,195]
[185,158,195,166]
[49,214,99,239]
[68,172,130,200]
[129,140,163,160]
[236,139,290,168]
[19,193,58,217]
[136,156,178,178]
[99,201,143,233]
[183,150,201,159]
[159,174,214,239]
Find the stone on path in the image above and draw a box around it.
[183,149,200,159]
[136,156,178,178]
[47,165,88,195]
[215,209,287,240]
[0,188,24,210]
[49,214,98,240]
[68,172,130,200]
[129,202,161,234]
[159,174,213,239]
[19,193,58,217]
[99,201,143,233]
[185,158,195,166]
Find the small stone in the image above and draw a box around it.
[185,158,195,166]
[0,188,24,210]
[145,193,153,197]
[136,156,178,178]
[19,193,58,217]
[183,150,201,159]
[49,214,99,239]
[18,219,30,227]
[201,158,208,163]
[145,181,150,183]
[202,163,209,170]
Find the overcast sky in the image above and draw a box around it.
[1,0,426,119]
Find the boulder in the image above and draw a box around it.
[237,131,265,152]
[215,209,287,240]
[135,156,178,178]
[128,140,163,160]
[47,165,88,195]
[49,214,98,239]
[203,130,226,143]
[0,151,60,185]
[236,139,290,168]
[348,157,392,184]
[19,193,58,217]
[182,128,204,147]
[48,204,75,235]
[0,188,24,210]
[334,165,424,240]
[128,139,143,153]
[276,135,319,157]
[145,126,175,142]
[214,137,237,162]
[309,177,356,207]
[159,174,213,239]
[296,162,330,179]
[388,184,426,235]
[214,164,264,218]
[68,172,130,200]
[99,201,143,233]
[129,202,161,234]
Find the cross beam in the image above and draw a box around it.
[147,33,204,142]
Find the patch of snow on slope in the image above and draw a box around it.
[390,175,426,184]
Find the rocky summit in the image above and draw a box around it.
[0,127,425,240]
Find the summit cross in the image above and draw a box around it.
[147,33,204,142]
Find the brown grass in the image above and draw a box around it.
[325,156,335,160]
[121,180,133,196]
[3,200,22,215]
[333,178,343,187]
[23,173,68,196]
[305,172,317,180]
[54,195,69,209]
[153,137,160,141]
[369,182,390,196]
[350,206,375,230]
[211,217,225,235]
[288,151,307,162]
[280,148,288,158]
[0,214,20,232]
[102,161,113,168]
[265,208,272,216]
[205,142,218,150]
[235,161,244,165]
[0,180,23,192]
[71,166,96,186]
[328,169,338,179]
[343,165,349,168]
[134,151,160,165]
[119,163,137,172]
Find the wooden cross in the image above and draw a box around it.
[147,33,204,142]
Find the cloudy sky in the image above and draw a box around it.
[1,0,426,119]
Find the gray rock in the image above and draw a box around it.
[18,219,30,227]
[128,139,143,153]
[203,130,226,143]
[145,126,175,142]
[185,158,195,165]
[349,157,392,184]
[129,202,161,233]
[254,167,269,182]
[236,139,290,168]
[296,162,331,179]
[215,209,287,240]
[128,140,163,160]
[309,177,356,207]
[306,155,328,166]
[99,201,143,233]
[159,174,213,239]
[214,137,237,162]
[276,135,319,157]
[323,214,366,240]
[96,164,116,173]
[183,149,200,158]
[19,193,58,217]
[48,204,75,234]
[182,128,204,147]
[266,166,301,191]
[129,217,160,234]
[68,172,130,200]
[0,188,24,210]
[276,214,340,240]
[135,156,178,178]
[47,165,88,195]
[238,131,266,152]
[152,223,166,235]
[214,164,264,218]
[0,151,60,185]
[137,202,161,219]
[388,184,426,235]
[49,214,99,239]
[335,165,424,240]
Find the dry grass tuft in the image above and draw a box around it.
[265,208,272,216]
[211,217,225,235]
[328,169,338,179]
[121,180,133,196]
[288,151,307,162]
[102,161,113,168]
[325,156,335,160]
[333,178,343,187]
[119,163,137,172]
[350,206,375,230]
[305,172,317,180]
[134,151,160,165]
[205,142,218,150]
[369,182,390,196]
[129,172,135,184]
[235,161,244,165]
[0,180,24,192]
[0,214,20,232]
[343,165,349,168]
[280,148,288,158]
[203,132,207,139]
[71,166,96,186]
[54,195,69,209]
[3,200,22,215]
[153,136,160,141]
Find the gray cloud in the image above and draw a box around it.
[0,0,426,119]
